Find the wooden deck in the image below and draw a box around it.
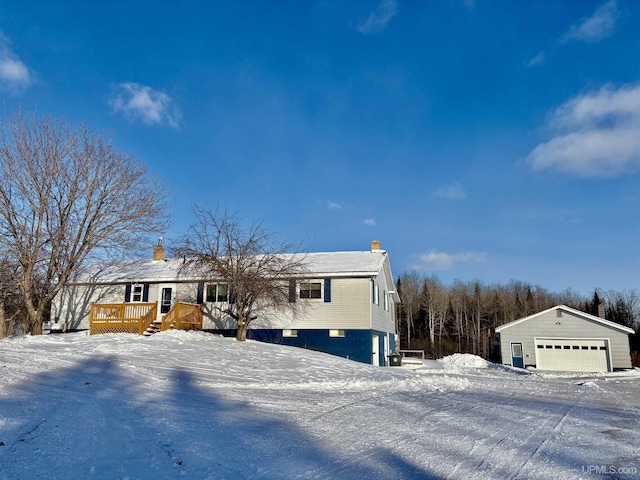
[90,301,203,335]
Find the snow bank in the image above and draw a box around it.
[440,353,490,370]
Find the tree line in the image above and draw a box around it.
[396,271,640,361]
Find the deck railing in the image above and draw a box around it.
[89,301,203,335]
[139,304,159,335]
[89,302,157,335]
[161,302,204,331]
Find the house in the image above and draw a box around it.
[495,305,634,372]
[51,240,400,365]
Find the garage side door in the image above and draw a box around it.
[534,338,609,372]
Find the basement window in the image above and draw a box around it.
[329,329,345,337]
[283,329,298,338]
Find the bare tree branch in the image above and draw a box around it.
[178,205,308,341]
[0,108,169,334]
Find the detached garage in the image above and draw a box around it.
[495,305,634,372]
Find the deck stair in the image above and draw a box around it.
[145,302,204,336]
[142,319,163,336]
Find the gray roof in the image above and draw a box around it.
[70,250,391,284]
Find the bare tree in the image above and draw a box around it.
[178,205,308,342]
[397,271,421,349]
[0,259,24,337]
[0,109,168,335]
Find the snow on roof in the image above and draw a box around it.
[69,250,389,284]
[495,304,635,335]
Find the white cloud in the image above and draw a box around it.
[433,183,466,200]
[416,251,488,270]
[526,51,546,67]
[362,218,377,227]
[356,0,397,34]
[327,201,342,210]
[0,32,33,91]
[526,83,640,177]
[561,0,620,43]
[110,82,181,129]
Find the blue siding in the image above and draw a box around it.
[250,329,379,364]
[205,328,397,365]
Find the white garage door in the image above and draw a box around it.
[534,338,609,372]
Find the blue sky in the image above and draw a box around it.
[1,0,639,295]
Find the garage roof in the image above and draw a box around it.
[495,304,635,335]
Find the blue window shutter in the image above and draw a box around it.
[124,284,131,302]
[142,283,150,302]
[324,278,331,303]
[288,279,296,303]
[197,282,204,304]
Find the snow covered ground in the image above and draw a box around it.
[1,331,639,480]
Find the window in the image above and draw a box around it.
[329,329,345,337]
[300,282,321,299]
[511,343,523,357]
[383,291,389,311]
[206,284,229,303]
[372,281,379,305]
[283,329,298,338]
[132,284,143,302]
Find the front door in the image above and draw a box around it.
[160,287,173,314]
[372,335,380,366]
[511,342,524,368]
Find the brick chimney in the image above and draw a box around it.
[371,240,381,252]
[598,303,605,319]
[153,236,165,261]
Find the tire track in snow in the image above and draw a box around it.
[446,391,578,480]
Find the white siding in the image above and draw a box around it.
[371,276,396,335]
[251,277,373,330]
[52,283,126,330]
